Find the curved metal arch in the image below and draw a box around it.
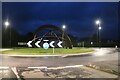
[34,24,72,49]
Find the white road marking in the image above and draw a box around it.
[65,65,83,68]
[11,67,20,79]
[0,66,9,69]
[28,66,47,69]
[28,65,84,70]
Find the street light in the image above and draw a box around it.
[62,25,66,48]
[95,19,101,48]
[62,25,66,29]
[4,19,11,47]
[99,26,102,30]
[91,42,93,45]
[91,42,93,47]
[95,20,100,25]
[4,20,10,28]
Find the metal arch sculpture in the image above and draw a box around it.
[33,24,72,49]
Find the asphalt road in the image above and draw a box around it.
[0,48,119,67]
[0,68,17,79]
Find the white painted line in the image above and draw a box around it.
[47,67,65,70]
[11,67,20,79]
[65,65,83,68]
[28,66,47,69]
[47,65,84,70]
[27,65,84,70]
[0,66,9,69]
[74,65,83,67]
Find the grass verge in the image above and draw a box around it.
[2,47,94,55]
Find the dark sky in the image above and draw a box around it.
[2,2,118,40]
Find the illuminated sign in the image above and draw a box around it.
[27,40,63,49]
[43,42,49,49]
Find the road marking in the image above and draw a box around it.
[28,65,84,70]
[11,67,21,79]
[47,67,65,70]
[65,65,83,68]
[0,66,9,69]
[28,66,47,69]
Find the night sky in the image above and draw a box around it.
[2,2,118,40]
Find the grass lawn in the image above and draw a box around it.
[2,47,94,55]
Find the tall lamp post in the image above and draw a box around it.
[62,25,66,48]
[95,20,102,48]
[4,19,11,47]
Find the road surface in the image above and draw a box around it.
[0,48,118,67]
[0,48,119,79]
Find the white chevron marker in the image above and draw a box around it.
[27,41,32,47]
[50,41,55,47]
[58,41,62,48]
[35,41,41,48]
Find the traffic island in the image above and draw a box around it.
[1,48,94,57]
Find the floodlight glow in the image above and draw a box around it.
[95,20,100,25]
[91,42,93,44]
[4,20,10,27]
[62,25,66,29]
[99,26,102,30]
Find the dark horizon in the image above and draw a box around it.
[2,2,119,41]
